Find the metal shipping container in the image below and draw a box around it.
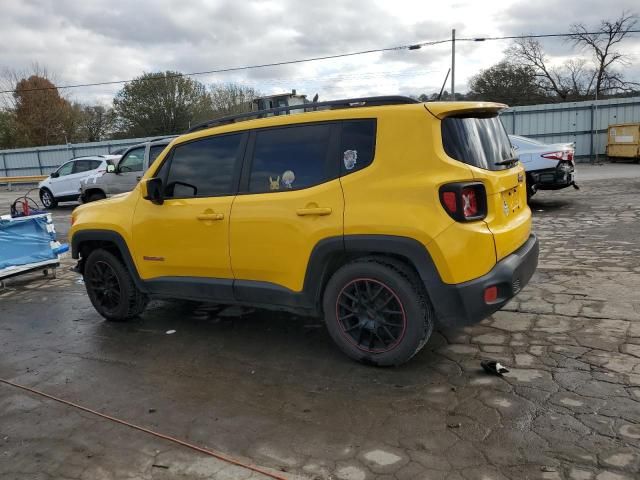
[606,123,640,162]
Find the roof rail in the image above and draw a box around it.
[187,95,419,133]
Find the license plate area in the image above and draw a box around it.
[502,186,522,216]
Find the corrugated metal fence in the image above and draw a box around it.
[501,96,640,161]
[2,96,639,175]
[0,136,163,177]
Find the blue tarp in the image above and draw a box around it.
[0,215,57,269]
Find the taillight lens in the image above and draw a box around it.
[439,183,487,222]
[461,187,478,217]
[542,150,574,163]
[442,191,457,214]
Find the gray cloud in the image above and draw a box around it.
[0,0,638,105]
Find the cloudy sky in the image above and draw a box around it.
[1,0,639,105]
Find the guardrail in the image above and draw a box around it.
[0,175,47,191]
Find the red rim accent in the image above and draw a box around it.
[335,277,407,353]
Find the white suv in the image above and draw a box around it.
[38,155,121,209]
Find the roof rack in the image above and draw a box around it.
[187,95,419,133]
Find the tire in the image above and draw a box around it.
[84,248,148,321]
[39,188,57,209]
[322,257,434,366]
[526,180,536,203]
[86,191,106,203]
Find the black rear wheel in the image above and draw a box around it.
[323,258,434,366]
[39,188,57,209]
[84,249,148,321]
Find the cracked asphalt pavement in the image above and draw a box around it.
[1,165,639,480]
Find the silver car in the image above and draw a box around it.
[80,137,175,203]
[509,135,578,200]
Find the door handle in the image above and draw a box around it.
[196,213,224,221]
[296,207,332,216]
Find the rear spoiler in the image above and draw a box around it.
[424,102,508,119]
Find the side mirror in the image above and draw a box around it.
[142,177,164,205]
[51,172,59,178]
[106,164,116,173]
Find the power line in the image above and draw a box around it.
[2,30,639,95]
[0,39,449,95]
[458,30,640,42]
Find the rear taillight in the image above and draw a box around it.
[542,150,574,163]
[461,187,478,217]
[439,182,487,222]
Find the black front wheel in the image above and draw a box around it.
[87,191,106,203]
[323,258,434,366]
[84,249,148,321]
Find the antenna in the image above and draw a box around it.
[438,69,451,100]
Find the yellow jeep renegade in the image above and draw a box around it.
[70,96,538,366]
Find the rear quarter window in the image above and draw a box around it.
[340,120,376,174]
[442,115,514,171]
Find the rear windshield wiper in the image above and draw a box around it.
[494,157,519,166]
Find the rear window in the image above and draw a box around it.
[248,124,332,193]
[442,115,514,170]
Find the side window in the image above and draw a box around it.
[73,160,93,174]
[340,120,376,174]
[90,160,102,170]
[249,124,332,193]
[149,145,167,166]
[57,161,74,176]
[164,134,243,198]
[118,147,145,172]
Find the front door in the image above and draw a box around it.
[131,133,246,298]
[48,160,75,197]
[230,123,343,294]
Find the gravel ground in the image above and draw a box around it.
[0,167,639,480]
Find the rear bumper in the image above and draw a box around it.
[530,165,575,190]
[431,234,539,327]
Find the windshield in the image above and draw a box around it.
[442,115,514,170]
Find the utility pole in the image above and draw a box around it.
[451,28,456,100]
[594,87,599,164]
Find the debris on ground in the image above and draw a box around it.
[481,360,509,376]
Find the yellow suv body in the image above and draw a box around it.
[70,96,538,366]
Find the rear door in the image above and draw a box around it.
[441,114,530,260]
[147,144,168,171]
[62,159,95,197]
[229,122,343,294]
[115,146,146,193]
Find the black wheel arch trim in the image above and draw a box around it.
[72,230,535,326]
[72,230,148,293]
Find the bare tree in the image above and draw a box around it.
[570,11,639,96]
[507,38,571,99]
[507,12,638,101]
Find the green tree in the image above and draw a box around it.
[0,110,17,149]
[113,71,212,136]
[468,61,546,106]
[209,83,259,118]
[79,105,116,142]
